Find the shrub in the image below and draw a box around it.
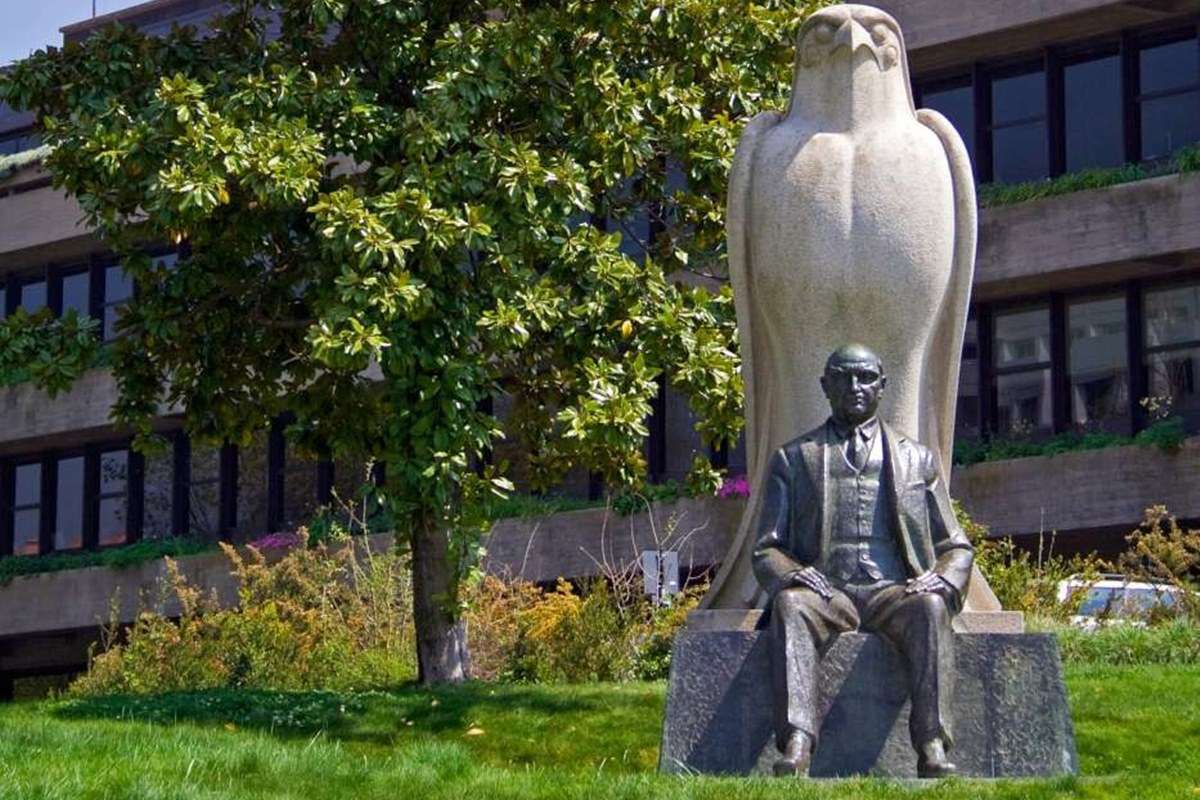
[69,537,416,696]
[956,501,1102,621]
[1113,505,1200,622]
[464,573,702,684]
[463,575,545,682]
[512,579,637,683]
[1047,618,1200,666]
[633,587,703,681]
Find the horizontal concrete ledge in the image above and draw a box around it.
[0,368,125,454]
[976,172,1200,302]
[952,436,1200,540]
[483,496,743,584]
[0,496,741,644]
[879,0,1200,74]
[0,176,94,261]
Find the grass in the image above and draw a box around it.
[0,666,1196,798]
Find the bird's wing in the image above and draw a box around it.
[917,109,1004,613]
[699,109,782,610]
[915,108,977,483]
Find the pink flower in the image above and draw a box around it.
[248,532,303,551]
[718,474,750,499]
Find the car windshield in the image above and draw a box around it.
[1077,586,1177,617]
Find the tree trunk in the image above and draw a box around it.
[412,516,470,684]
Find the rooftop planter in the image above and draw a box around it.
[951,435,1200,540]
[0,495,742,644]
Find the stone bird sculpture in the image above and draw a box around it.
[704,3,995,611]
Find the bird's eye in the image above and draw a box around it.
[813,22,835,44]
[871,23,889,45]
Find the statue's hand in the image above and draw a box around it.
[906,569,951,597]
[791,566,835,600]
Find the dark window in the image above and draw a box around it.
[1068,295,1129,432]
[331,458,375,532]
[956,318,981,438]
[1140,36,1199,95]
[1138,36,1200,160]
[921,80,975,166]
[0,130,41,157]
[143,446,174,540]
[54,456,85,550]
[20,279,47,313]
[188,444,223,538]
[993,307,1053,435]
[102,264,134,341]
[282,445,320,531]
[60,271,90,317]
[991,69,1049,183]
[97,450,129,546]
[239,432,271,535]
[1144,283,1200,423]
[614,207,652,262]
[1064,54,1124,171]
[12,463,42,556]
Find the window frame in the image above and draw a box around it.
[1064,292,1134,433]
[987,302,1057,436]
[967,271,1200,444]
[1141,277,1200,428]
[983,60,1052,185]
[48,263,92,320]
[9,458,47,557]
[95,446,133,548]
[913,20,1200,185]
[1133,28,1200,161]
[97,257,135,343]
[51,451,88,553]
[1058,43,1125,174]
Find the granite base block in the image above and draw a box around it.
[659,612,1078,778]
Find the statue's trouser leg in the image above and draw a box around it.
[864,587,955,750]
[770,587,859,750]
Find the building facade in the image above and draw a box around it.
[0,0,1198,683]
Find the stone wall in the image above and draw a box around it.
[975,173,1200,302]
[952,437,1200,541]
[0,496,743,674]
[876,0,1200,73]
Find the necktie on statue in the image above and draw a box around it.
[846,428,865,471]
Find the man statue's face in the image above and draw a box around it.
[820,358,886,425]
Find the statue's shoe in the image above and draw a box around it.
[773,733,813,777]
[917,757,958,779]
[917,738,957,779]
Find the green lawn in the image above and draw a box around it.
[0,666,1196,799]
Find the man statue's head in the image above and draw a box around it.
[820,344,886,426]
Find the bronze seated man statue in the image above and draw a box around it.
[754,344,974,779]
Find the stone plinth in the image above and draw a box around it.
[660,611,1078,778]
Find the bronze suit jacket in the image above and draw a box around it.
[752,418,974,609]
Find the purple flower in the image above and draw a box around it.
[248,532,303,551]
[718,474,750,499]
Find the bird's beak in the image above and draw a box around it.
[832,18,877,65]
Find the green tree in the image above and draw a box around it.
[1,0,819,683]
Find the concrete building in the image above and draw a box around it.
[0,0,1199,684]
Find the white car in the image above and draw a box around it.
[1056,575,1185,628]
